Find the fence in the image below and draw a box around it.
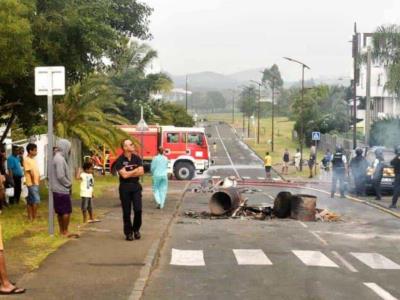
[319,133,365,155]
[14,135,82,179]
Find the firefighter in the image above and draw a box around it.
[372,148,384,201]
[389,145,400,209]
[349,148,368,196]
[331,145,347,198]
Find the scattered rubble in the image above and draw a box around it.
[185,176,341,222]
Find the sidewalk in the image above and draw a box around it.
[13,180,189,300]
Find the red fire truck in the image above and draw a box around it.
[109,125,211,180]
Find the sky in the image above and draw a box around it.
[143,0,400,81]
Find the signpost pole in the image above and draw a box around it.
[47,71,54,235]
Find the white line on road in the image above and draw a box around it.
[212,176,221,179]
[351,253,400,270]
[363,283,398,300]
[214,126,241,179]
[310,231,329,246]
[242,176,251,179]
[292,250,339,267]
[257,177,265,180]
[233,249,273,265]
[170,249,205,266]
[331,251,358,272]
[298,221,308,228]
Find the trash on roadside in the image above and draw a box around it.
[315,209,342,222]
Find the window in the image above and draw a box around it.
[166,133,179,143]
[186,133,203,146]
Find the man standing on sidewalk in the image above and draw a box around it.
[7,145,23,205]
[24,143,41,221]
[52,139,77,238]
[331,145,347,198]
[389,145,400,209]
[114,139,144,241]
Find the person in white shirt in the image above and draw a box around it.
[77,162,99,223]
[294,149,301,171]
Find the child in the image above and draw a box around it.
[77,162,99,223]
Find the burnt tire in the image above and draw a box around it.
[174,162,195,180]
[273,191,292,218]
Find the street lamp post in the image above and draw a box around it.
[250,80,262,144]
[283,57,311,171]
[137,105,148,183]
[185,75,188,112]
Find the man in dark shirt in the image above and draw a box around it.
[389,145,400,209]
[114,139,144,241]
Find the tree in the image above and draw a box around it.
[0,0,153,142]
[205,91,226,113]
[238,86,257,117]
[372,25,400,98]
[262,64,284,90]
[54,74,129,152]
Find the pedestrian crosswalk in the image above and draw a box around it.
[169,249,400,271]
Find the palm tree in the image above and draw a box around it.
[54,74,130,152]
[372,25,400,97]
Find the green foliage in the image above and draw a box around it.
[372,25,400,97]
[370,117,400,147]
[262,64,284,90]
[152,102,194,127]
[239,86,257,117]
[291,85,350,145]
[0,0,153,141]
[54,74,130,152]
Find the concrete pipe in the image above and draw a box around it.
[290,194,317,222]
[209,188,242,216]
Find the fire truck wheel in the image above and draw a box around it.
[174,162,195,180]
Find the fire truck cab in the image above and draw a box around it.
[116,125,211,180]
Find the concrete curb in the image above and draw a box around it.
[128,181,192,300]
[302,186,400,219]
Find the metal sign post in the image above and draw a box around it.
[35,66,65,235]
[312,132,321,176]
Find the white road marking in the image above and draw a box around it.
[331,251,358,272]
[298,221,308,228]
[261,192,275,200]
[257,177,265,180]
[233,249,273,265]
[310,231,328,246]
[211,176,221,179]
[170,249,205,266]
[292,250,339,267]
[242,176,251,180]
[363,283,398,300]
[214,126,241,179]
[351,253,400,270]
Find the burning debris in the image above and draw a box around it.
[185,176,341,222]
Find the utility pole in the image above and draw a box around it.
[283,57,310,172]
[250,80,262,144]
[185,75,188,112]
[352,23,358,149]
[232,93,235,124]
[365,47,372,146]
[271,78,275,152]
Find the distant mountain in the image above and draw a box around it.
[171,68,350,91]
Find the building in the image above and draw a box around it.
[356,33,400,120]
[162,88,192,103]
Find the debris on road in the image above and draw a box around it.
[315,209,342,222]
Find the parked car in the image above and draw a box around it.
[348,146,396,194]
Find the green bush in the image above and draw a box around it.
[370,117,400,147]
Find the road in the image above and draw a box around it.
[142,122,400,300]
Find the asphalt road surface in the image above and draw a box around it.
[142,122,400,300]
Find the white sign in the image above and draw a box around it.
[35,66,65,96]
[312,131,321,141]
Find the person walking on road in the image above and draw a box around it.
[282,149,290,175]
[389,145,400,209]
[349,148,368,196]
[77,162,99,223]
[264,152,272,180]
[294,148,301,172]
[151,147,169,209]
[7,145,23,205]
[322,149,332,172]
[52,139,78,238]
[308,147,316,178]
[331,145,347,198]
[24,143,41,221]
[372,148,384,201]
[114,139,144,241]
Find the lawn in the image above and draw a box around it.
[1,175,119,270]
